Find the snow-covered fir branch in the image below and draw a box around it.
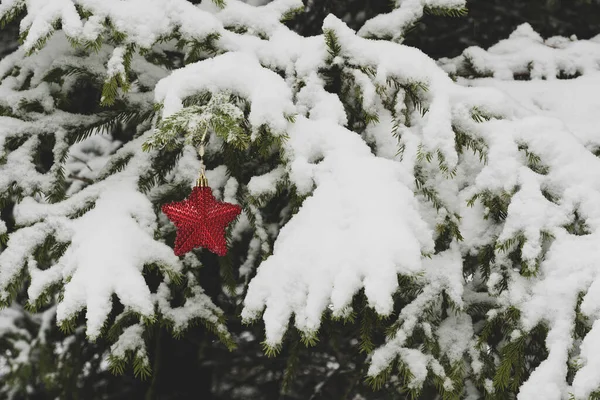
[0,0,599,399]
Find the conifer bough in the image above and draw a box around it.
[1,0,600,399]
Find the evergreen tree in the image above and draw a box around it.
[0,1,599,399]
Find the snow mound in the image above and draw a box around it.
[440,23,600,80]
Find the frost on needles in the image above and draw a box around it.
[1,0,600,399]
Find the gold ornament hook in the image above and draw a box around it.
[196,172,208,188]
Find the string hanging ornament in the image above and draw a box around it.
[162,135,241,256]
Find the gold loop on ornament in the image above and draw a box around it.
[196,171,208,188]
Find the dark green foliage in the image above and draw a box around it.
[280,6,305,23]
[324,29,342,60]
[468,189,513,222]
[518,143,549,175]
[424,5,468,18]
[95,152,133,180]
[564,209,592,236]
[454,126,488,163]
[180,32,222,64]
[435,214,463,252]
[218,252,237,295]
[493,324,548,393]
[138,146,184,193]
[101,45,135,106]
[70,107,155,144]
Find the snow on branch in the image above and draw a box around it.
[0,28,229,353]
[481,117,600,399]
[358,0,467,42]
[11,0,222,53]
[441,23,600,80]
[242,115,434,345]
[1,137,183,338]
[154,51,295,137]
[323,14,459,170]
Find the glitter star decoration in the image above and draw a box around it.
[162,186,242,256]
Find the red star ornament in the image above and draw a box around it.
[162,186,242,256]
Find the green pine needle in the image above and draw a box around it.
[424,6,468,18]
[323,29,342,59]
[262,341,282,357]
[0,1,25,29]
[280,6,304,22]
[300,331,319,347]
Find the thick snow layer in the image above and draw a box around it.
[1,133,184,338]
[440,23,600,80]
[243,116,434,344]
[207,0,302,37]
[463,73,600,151]
[155,52,295,136]
[238,20,600,395]
[55,183,180,338]
[106,47,126,80]
[238,17,476,363]
[323,15,459,170]
[17,0,222,51]
[451,27,600,397]
[247,166,286,198]
[358,0,466,41]
[477,116,600,400]
[367,247,464,377]
[17,179,182,338]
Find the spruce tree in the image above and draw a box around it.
[0,1,599,399]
